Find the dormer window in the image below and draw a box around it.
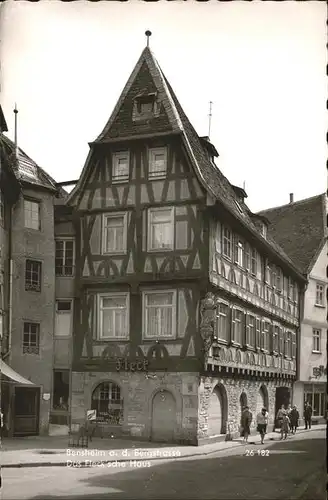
[262,223,267,239]
[140,101,153,114]
[148,147,167,179]
[112,152,129,183]
[133,92,159,121]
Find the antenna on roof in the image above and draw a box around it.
[13,103,18,159]
[145,30,152,48]
[208,101,213,139]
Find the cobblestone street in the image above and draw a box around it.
[2,429,325,500]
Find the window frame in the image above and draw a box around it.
[272,324,279,354]
[97,292,130,341]
[147,206,174,252]
[148,147,168,179]
[222,226,232,260]
[315,283,324,307]
[245,313,256,348]
[24,198,40,231]
[285,330,292,358]
[142,289,177,340]
[102,212,128,255]
[25,259,42,292]
[261,319,270,352]
[231,307,244,346]
[55,299,73,338]
[251,248,257,276]
[112,151,130,183]
[216,300,230,343]
[22,322,40,355]
[312,328,321,353]
[244,244,251,272]
[55,238,75,276]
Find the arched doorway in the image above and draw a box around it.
[256,385,269,416]
[274,387,291,427]
[91,382,123,426]
[208,384,228,436]
[151,390,176,443]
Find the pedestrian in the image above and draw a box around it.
[276,404,286,430]
[256,407,268,444]
[304,402,313,430]
[0,409,3,439]
[280,413,290,440]
[289,405,299,434]
[286,404,292,432]
[240,406,253,443]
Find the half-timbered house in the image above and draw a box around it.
[66,40,306,444]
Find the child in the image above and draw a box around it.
[280,413,290,440]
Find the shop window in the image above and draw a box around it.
[52,370,69,410]
[91,382,123,425]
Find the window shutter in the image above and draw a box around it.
[245,313,250,345]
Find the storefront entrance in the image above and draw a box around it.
[13,387,40,436]
[274,386,291,428]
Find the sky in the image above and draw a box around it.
[0,0,326,212]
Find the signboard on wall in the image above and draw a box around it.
[87,409,97,421]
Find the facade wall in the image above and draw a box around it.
[9,188,56,435]
[71,371,199,444]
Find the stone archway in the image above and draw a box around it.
[208,384,228,436]
[91,381,123,426]
[239,392,248,426]
[256,384,269,415]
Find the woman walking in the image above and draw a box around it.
[256,407,268,444]
[240,406,253,443]
[289,405,299,434]
[276,404,286,430]
[280,413,290,440]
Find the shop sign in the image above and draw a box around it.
[313,366,327,378]
[116,357,149,372]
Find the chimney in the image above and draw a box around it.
[289,193,294,204]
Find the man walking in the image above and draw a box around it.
[304,402,313,430]
[240,406,253,443]
[256,407,268,444]
[289,405,299,434]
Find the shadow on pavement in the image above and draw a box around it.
[28,437,326,500]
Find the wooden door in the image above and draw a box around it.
[208,389,224,436]
[13,387,40,436]
[151,391,176,443]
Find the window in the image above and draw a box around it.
[102,213,127,254]
[313,329,321,352]
[148,207,174,251]
[262,321,270,351]
[143,290,176,339]
[0,313,3,339]
[262,223,267,239]
[112,152,129,183]
[222,227,232,259]
[315,283,324,306]
[0,190,4,226]
[55,300,73,337]
[234,239,244,267]
[24,199,40,230]
[271,265,277,288]
[273,325,279,353]
[149,147,167,179]
[265,261,271,285]
[279,328,284,355]
[55,239,75,276]
[232,309,243,345]
[23,322,40,354]
[276,267,282,292]
[291,332,296,358]
[52,370,69,410]
[217,303,230,342]
[246,314,256,347]
[244,245,251,271]
[255,318,261,349]
[25,260,42,292]
[91,382,123,425]
[235,200,243,214]
[285,331,292,358]
[288,278,294,301]
[251,248,257,275]
[98,293,129,340]
[215,222,221,253]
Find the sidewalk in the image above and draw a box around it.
[1,424,326,468]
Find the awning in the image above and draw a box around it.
[0,360,35,385]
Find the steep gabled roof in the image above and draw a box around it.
[66,44,306,282]
[0,133,61,193]
[0,105,8,132]
[258,193,326,274]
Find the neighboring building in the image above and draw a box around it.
[259,193,327,423]
[65,41,306,444]
[0,107,64,436]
